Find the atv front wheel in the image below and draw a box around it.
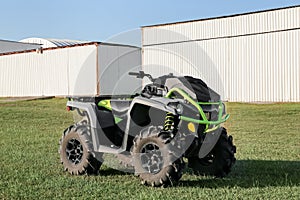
[188,127,236,177]
[132,126,185,187]
[59,124,102,175]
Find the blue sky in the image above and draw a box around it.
[1,0,299,42]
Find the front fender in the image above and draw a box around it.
[198,128,222,158]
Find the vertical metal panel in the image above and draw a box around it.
[67,45,97,96]
[142,7,300,102]
[143,6,300,46]
[0,50,68,97]
[0,45,97,97]
[98,44,142,95]
[143,40,228,99]
[0,43,141,97]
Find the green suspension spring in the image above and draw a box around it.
[163,112,175,131]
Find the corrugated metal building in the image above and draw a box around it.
[0,40,141,97]
[142,6,300,102]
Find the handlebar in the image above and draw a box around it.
[128,71,155,82]
[128,72,141,76]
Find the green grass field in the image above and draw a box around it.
[0,98,299,199]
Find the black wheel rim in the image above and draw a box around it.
[66,138,83,165]
[140,143,163,174]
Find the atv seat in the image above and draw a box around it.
[110,100,132,116]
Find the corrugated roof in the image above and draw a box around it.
[19,38,90,48]
[45,38,90,47]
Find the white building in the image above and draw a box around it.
[142,6,300,102]
[0,38,141,97]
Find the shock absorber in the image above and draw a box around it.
[163,112,175,131]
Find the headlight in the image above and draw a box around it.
[175,103,183,114]
[167,102,183,114]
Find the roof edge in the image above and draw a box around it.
[0,39,41,46]
[0,41,140,56]
[142,5,300,28]
[97,42,141,49]
[0,42,99,56]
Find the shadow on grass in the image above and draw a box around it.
[91,160,300,188]
[99,167,131,176]
[179,160,300,188]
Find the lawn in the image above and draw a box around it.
[0,98,299,199]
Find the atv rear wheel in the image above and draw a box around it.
[59,124,102,175]
[132,126,185,187]
[188,127,236,177]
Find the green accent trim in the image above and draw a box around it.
[98,100,112,111]
[180,115,229,125]
[114,116,123,124]
[218,103,224,122]
[98,100,123,124]
[165,87,229,132]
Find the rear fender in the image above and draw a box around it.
[66,101,125,154]
[67,101,99,129]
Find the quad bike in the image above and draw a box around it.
[59,71,236,187]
